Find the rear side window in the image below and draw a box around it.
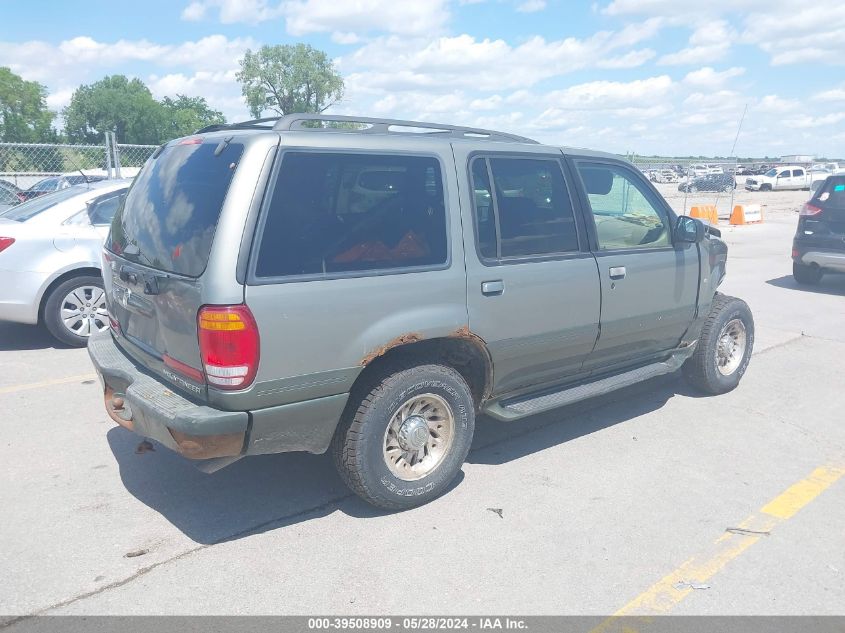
[254,152,448,278]
[110,141,244,277]
[815,176,845,208]
[2,186,83,222]
[89,192,126,225]
[469,156,578,261]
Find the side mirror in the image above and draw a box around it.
[675,215,705,244]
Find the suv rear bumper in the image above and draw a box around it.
[88,331,348,463]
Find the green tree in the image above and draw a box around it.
[236,44,344,118]
[0,67,56,142]
[63,75,163,144]
[160,95,226,139]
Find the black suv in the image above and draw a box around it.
[793,175,845,284]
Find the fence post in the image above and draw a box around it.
[112,133,123,179]
[104,133,113,179]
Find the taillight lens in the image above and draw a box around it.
[197,305,260,390]
[800,202,822,216]
[0,237,14,253]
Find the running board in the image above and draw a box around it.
[483,347,694,422]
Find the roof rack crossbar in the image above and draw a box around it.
[270,113,538,144]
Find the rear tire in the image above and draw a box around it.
[43,275,108,347]
[683,293,754,395]
[332,362,475,510]
[793,261,823,285]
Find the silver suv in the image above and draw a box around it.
[89,114,754,509]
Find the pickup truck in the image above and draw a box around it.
[745,166,812,192]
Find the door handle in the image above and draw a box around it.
[609,266,626,280]
[481,280,505,296]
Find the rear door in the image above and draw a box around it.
[791,168,806,190]
[570,158,699,371]
[455,144,601,396]
[105,138,251,397]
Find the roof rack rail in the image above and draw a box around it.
[271,113,538,144]
[194,117,279,134]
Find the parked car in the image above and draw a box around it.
[678,173,736,192]
[792,175,845,285]
[18,173,109,201]
[0,180,130,345]
[0,181,22,214]
[88,113,754,510]
[745,166,813,191]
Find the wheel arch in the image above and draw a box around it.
[352,331,494,411]
[37,266,102,323]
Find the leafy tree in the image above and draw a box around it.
[160,95,226,139]
[236,44,344,118]
[63,75,163,144]
[0,67,56,142]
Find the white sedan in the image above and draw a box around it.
[0,180,131,346]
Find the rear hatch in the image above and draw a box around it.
[801,176,845,249]
[104,137,246,399]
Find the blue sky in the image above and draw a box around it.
[2,0,844,157]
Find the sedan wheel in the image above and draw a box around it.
[44,275,109,347]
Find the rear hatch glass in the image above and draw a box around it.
[812,176,845,236]
[109,140,244,277]
[104,138,245,397]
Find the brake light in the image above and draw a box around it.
[0,237,14,253]
[800,202,822,216]
[178,137,203,145]
[197,305,260,390]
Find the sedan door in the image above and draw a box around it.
[454,145,601,396]
[570,158,699,372]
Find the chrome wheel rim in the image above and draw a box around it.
[60,285,108,338]
[715,318,747,376]
[383,393,455,481]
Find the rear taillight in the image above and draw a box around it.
[197,305,260,390]
[800,202,822,216]
[0,237,14,253]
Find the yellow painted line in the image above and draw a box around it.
[0,373,97,395]
[761,466,845,519]
[592,465,845,633]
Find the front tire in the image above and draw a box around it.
[43,275,109,347]
[793,261,823,285]
[332,362,475,510]
[683,293,754,395]
[760,184,772,191]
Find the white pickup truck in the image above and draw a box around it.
[744,166,812,191]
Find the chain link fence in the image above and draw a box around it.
[627,155,782,220]
[0,139,157,190]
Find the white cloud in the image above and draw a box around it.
[813,85,845,102]
[658,21,733,65]
[755,94,799,113]
[516,0,546,13]
[683,66,745,87]
[181,1,207,20]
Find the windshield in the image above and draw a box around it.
[109,140,244,277]
[764,169,778,177]
[2,186,85,222]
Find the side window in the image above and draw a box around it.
[792,169,804,177]
[470,156,578,261]
[779,171,790,178]
[89,193,126,225]
[255,152,448,278]
[576,162,671,250]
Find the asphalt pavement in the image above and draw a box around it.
[1,210,843,617]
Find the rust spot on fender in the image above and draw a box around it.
[449,325,487,345]
[360,332,424,366]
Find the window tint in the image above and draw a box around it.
[792,169,804,177]
[110,141,243,277]
[89,192,126,225]
[30,177,59,192]
[255,152,448,278]
[779,171,789,178]
[577,162,671,250]
[470,156,578,261]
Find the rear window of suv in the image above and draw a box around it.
[254,152,448,279]
[109,140,244,277]
[814,176,845,208]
